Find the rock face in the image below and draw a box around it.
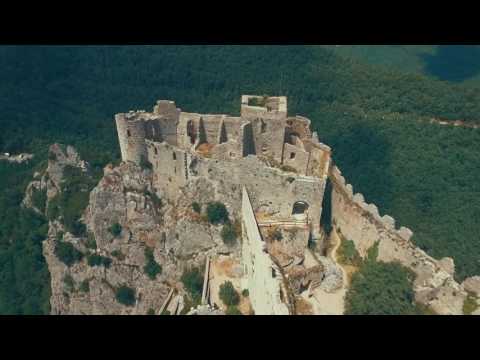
[31,146,239,315]
[462,276,480,297]
[23,144,87,214]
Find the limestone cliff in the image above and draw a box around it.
[26,144,238,315]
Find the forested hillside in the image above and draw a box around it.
[322,45,480,86]
[0,45,479,314]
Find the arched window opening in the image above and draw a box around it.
[154,147,158,155]
[290,152,296,159]
[292,201,309,216]
[127,130,131,137]
[173,152,177,160]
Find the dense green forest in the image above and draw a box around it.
[322,45,480,86]
[0,45,479,314]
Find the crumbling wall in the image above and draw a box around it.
[329,165,468,314]
[251,117,286,163]
[241,187,290,315]
[115,114,147,164]
[282,143,310,175]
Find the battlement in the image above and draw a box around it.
[241,95,287,119]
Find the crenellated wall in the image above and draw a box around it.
[329,164,468,314]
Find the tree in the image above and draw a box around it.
[109,223,122,237]
[221,223,237,246]
[344,261,421,315]
[206,202,229,224]
[54,241,83,267]
[115,286,136,306]
[144,247,162,280]
[181,267,204,300]
[219,281,240,307]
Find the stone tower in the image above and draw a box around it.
[115,113,147,165]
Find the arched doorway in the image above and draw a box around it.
[292,201,309,220]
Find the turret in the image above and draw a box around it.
[115,112,147,165]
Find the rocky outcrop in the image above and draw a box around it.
[23,144,88,214]
[28,145,241,315]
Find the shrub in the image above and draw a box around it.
[48,151,57,161]
[225,305,242,315]
[109,223,122,238]
[115,286,136,306]
[147,308,156,315]
[79,279,90,293]
[345,261,420,315]
[111,250,125,260]
[85,232,97,249]
[63,275,75,292]
[144,247,162,280]
[31,188,47,213]
[221,223,237,246]
[181,267,204,300]
[219,281,240,307]
[206,202,229,224]
[54,241,84,267]
[192,202,201,214]
[161,309,171,315]
[242,289,249,297]
[338,239,362,267]
[87,254,112,268]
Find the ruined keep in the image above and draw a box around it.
[113,95,478,315]
[115,96,331,243]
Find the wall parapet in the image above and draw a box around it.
[329,164,413,243]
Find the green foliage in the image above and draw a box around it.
[345,261,421,315]
[31,188,47,213]
[111,249,125,261]
[337,239,362,267]
[79,279,90,293]
[85,232,97,249]
[115,286,136,307]
[143,247,162,280]
[206,202,229,225]
[87,254,112,268]
[219,281,240,307]
[54,241,83,267]
[181,267,204,300]
[192,202,201,214]
[225,305,242,315]
[147,308,156,315]
[63,274,75,292]
[221,223,237,246]
[109,223,122,238]
[242,289,249,297]
[161,309,171,315]
[1,45,480,314]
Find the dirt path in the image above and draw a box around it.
[303,229,348,315]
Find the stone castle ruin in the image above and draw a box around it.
[114,95,479,315]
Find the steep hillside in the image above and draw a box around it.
[0,45,479,313]
[321,45,480,86]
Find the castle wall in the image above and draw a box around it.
[250,117,286,163]
[306,143,331,179]
[329,165,466,314]
[241,187,290,315]
[282,142,310,175]
[115,114,147,164]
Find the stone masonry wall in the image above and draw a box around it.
[329,165,469,314]
[241,187,290,315]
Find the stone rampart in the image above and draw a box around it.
[329,164,469,314]
[241,187,290,315]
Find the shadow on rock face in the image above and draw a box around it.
[420,45,480,83]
